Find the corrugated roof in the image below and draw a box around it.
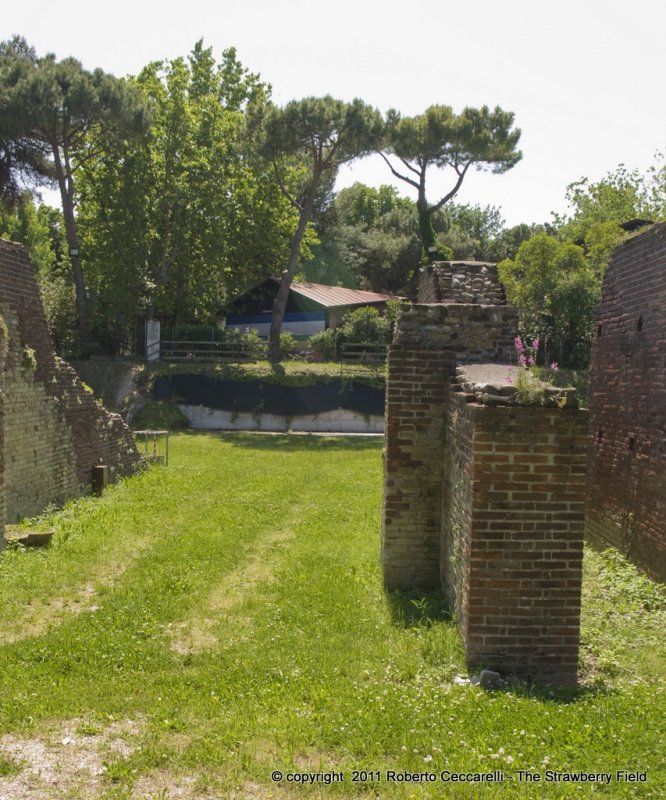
[289,281,404,308]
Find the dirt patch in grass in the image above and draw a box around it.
[0,582,97,646]
[0,718,144,800]
[0,535,156,646]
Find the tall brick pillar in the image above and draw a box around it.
[382,342,453,590]
[381,303,517,590]
[382,290,588,685]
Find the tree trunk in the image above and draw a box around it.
[52,144,89,336]
[417,202,438,263]
[267,175,321,363]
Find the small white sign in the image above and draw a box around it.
[145,321,160,362]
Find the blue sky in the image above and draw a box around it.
[3,0,665,226]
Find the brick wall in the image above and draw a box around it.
[585,223,666,581]
[442,392,588,684]
[418,262,506,305]
[382,304,517,590]
[0,240,142,528]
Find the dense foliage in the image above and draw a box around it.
[0,35,149,336]
[498,233,601,368]
[77,43,299,355]
[308,302,400,361]
[500,159,666,368]
[303,184,545,296]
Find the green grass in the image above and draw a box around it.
[0,432,664,799]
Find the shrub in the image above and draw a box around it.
[308,329,337,361]
[338,306,393,344]
[279,332,298,358]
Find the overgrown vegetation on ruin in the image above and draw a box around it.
[0,434,664,798]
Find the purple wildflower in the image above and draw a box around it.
[550,362,559,371]
[514,337,525,353]
[519,354,527,366]
[533,338,540,351]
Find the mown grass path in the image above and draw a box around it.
[0,433,664,799]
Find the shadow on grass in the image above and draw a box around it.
[387,588,456,629]
[210,431,384,452]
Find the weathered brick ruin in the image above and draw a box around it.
[586,223,666,582]
[0,240,143,543]
[382,261,588,684]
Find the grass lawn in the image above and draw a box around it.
[0,433,664,799]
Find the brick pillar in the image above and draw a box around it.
[442,393,588,685]
[381,303,518,591]
[382,343,453,590]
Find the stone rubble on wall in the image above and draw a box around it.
[392,303,518,361]
[453,363,579,407]
[418,262,507,306]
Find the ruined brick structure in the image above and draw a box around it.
[382,262,588,684]
[586,223,666,582]
[0,240,143,541]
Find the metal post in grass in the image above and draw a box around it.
[133,430,169,465]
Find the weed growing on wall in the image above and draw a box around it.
[507,337,560,404]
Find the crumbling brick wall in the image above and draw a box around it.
[0,240,142,532]
[418,262,506,305]
[585,223,666,581]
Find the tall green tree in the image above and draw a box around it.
[0,37,149,334]
[77,42,297,350]
[248,96,384,362]
[381,105,522,261]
